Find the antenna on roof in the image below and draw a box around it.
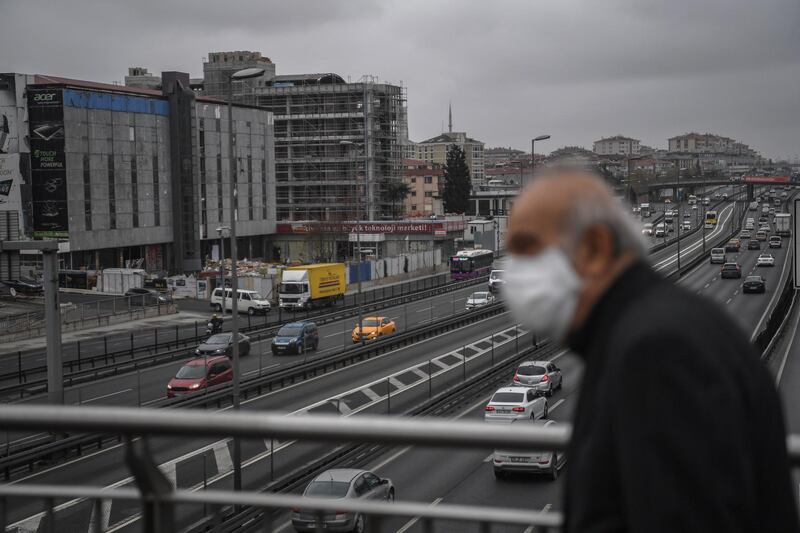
[448,101,453,133]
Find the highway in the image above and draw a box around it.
[5,184,794,533]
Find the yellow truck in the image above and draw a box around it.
[279,263,347,310]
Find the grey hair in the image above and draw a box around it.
[563,190,648,259]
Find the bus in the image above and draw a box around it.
[450,249,494,280]
[705,210,718,228]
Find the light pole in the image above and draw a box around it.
[676,167,686,273]
[215,225,230,313]
[530,134,550,185]
[226,66,265,493]
[340,140,366,345]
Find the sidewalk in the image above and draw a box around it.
[1,309,209,355]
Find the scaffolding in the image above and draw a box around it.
[204,59,407,222]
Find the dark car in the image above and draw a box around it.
[720,262,742,279]
[747,240,761,250]
[124,287,172,306]
[195,332,251,357]
[166,356,232,398]
[3,278,43,295]
[743,275,766,294]
[724,239,741,252]
[271,322,319,355]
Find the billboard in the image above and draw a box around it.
[27,88,68,238]
[0,153,21,210]
[743,175,790,184]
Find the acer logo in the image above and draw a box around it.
[33,93,57,102]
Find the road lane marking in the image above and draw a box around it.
[550,398,566,412]
[243,363,279,376]
[416,307,432,313]
[396,497,443,533]
[82,388,133,404]
[324,331,343,338]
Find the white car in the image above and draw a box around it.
[692,204,698,210]
[485,387,548,422]
[682,221,691,230]
[466,291,495,310]
[757,254,775,267]
[493,419,566,480]
[641,223,654,236]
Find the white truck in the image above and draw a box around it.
[774,213,791,237]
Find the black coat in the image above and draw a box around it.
[564,262,798,533]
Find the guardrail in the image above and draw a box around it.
[0,274,483,398]
[1,405,800,533]
[0,301,511,478]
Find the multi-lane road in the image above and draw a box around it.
[5,184,797,533]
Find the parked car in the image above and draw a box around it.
[757,253,775,267]
[769,236,782,248]
[493,419,566,480]
[720,262,742,279]
[512,360,563,397]
[743,275,766,294]
[195,332,251,357]
[466,291,495,310]
[747,240,761,251]
[124,287,172,306]
[166,356,232,398]
[352,316,396,343]
[485,387,548,422]
[2,277,43,295]
[271,322,319,355]
[291,469,394,533]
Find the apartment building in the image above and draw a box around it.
[403,158,443,218]
[593,135,641,156]
[416,131,485,187]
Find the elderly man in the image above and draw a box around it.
[505,170,797,532]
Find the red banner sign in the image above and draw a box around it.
[743,175,790,184]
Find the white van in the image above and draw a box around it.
[710,248,726,264]
[211,288,271,315]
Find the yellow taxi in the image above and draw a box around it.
[352,316,396,343]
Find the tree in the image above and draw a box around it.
[442,145,471,214]
[383,180,413,219]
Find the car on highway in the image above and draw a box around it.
[488,269,505,293]
[512,360,563,396]
[291,469,394,533]
[758,215,768,223]
[714,192,721,199]
[351,316,396,343]
[722,193,729,200]
[724,239,740,252]
[769,208,776,215]
[124,287,172,306]
[683,212,691,219]
[210,288,271,315]
[195,332,251,357]
[271,322,319,355]
[641,223,654,236]
[782,191,789,198]
[757,253,775,267]
[654,223,667,237]
[493,419,566,480]
[743,275,766,294]
[770,236,782,248]
[166,356,232,398]
[759,224,771,233]
[740,230,751,240]
[755,230,768,241]
[466,291,495,310]
[710,248,727,264]
[682,220,691,231]
[692,204,698,210]
[485,386,548,422]
[747,240,761,251]
[720,262,742,279]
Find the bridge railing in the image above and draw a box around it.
[0,404,796,532]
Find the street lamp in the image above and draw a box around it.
[340,140,366,346]
[226,66,265,493]
[530,135,550,185]
[215,226,230,313]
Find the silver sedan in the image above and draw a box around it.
[292,469,394,533]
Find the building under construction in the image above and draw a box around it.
[202,52,408,223]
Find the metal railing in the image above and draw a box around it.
[0,405,799,533]
[0,405,567,533]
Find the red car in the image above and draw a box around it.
[166,356,232,398]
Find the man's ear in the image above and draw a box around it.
[573,225,615,278]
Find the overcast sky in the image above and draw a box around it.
[2,0,798,160]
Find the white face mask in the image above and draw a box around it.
[504,247,582,343]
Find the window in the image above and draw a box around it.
[152,155,160,226]
[108,154,116,229]
[411,204,417,210]
[353,476,369,496]
[128,126,135,142]
[364,473,381,489]
[424,176,433,184]
[425,191,433,197]
[411,191,417,197]
[83,154,92,231]
[411,177,416,183]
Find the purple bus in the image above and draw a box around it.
[450,249,495,280]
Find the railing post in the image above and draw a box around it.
[462,345,466,381]
[124,436,175,533]
[387,377,391,414]
[17,352,22,385]
[130,333,134,358]
[154,328,158,351]
[428,359,432,398]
